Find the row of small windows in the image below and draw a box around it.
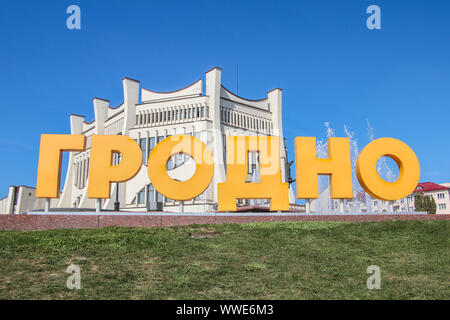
[373,199,408,206]
[220,108,272,133]
[421,193,446,201]
[136,105,207,127]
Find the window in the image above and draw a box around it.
[148,184,155,203]
[138,189,145,204]
[156,189,164,203]
[437,193,445,199]
[438,204,446,210]
[176,153,184,167]
[149,137,156,153]
[167,157,174,170]
[112,152,121,166]
[139,138,147,164]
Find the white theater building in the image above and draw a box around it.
[0,67,296,213]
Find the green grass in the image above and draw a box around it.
[0,220,448,299]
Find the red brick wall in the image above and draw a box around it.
[0,214,448,231]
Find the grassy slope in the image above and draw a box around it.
[0,220,448,300]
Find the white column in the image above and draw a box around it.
[44,198,50,213]
[96,199,101,212]
[79,157,85,189]
[93,97,109,135]
[122,77,140,136]
[146,131,150,164]
[145,185,149,210]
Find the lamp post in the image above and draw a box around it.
[114,182,120,211]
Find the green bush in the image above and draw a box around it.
[414,193,437,214]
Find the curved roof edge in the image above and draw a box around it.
[141,79,203,102]
[108,101,124,110]
[220,85,270,111]
[220,85,268,102]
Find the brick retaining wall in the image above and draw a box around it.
[0,213,448,231]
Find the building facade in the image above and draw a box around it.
[0,186,60,214]
[309,181,450,214]
[369,182,450,214]
[1,67,295,213]
[2,68,447,215]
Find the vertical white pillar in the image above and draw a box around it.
[144,185,149,210]
[45,198,50,213]
[96,199,101,213]
[205,67,225,205]
[306,199,311,213]
[180,201,184,213]
[122,77,140,136]
[339,199,345,213]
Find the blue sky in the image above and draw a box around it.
[1,0,449,198]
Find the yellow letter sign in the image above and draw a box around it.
[36,134,86,198]
[147,135,214,201]
[88,135,142,198]
[295,137,353,199]
[218,136,289,211]
[356,138,420,200]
